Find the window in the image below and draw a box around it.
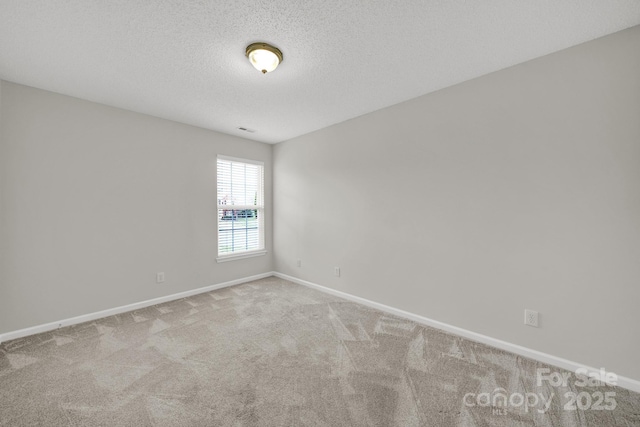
[217,156,265,261]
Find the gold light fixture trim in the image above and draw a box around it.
[245,42,283,74]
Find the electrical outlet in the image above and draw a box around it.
[334,267,340,277]
[524,309,539,327]
[296,259,302,267]
[156,272,165,283]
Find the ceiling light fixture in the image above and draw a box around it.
[245,42,283,74]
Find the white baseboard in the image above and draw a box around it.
[273,272,640,394]
[0,272,273,344]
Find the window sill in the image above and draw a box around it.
[216,250,267,263]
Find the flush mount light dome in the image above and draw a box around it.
[246,42,283,74]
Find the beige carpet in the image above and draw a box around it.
[1,276,638,426]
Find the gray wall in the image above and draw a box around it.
[274,27,640,380]
[0,81,273,334]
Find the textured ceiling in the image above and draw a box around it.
[1,1,639,144]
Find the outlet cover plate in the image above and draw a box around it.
[524,309,539,327]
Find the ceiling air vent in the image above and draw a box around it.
[237,127,256,133]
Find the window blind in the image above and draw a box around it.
[217,156,264,257]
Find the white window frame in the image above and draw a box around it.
[216,155,266,262]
